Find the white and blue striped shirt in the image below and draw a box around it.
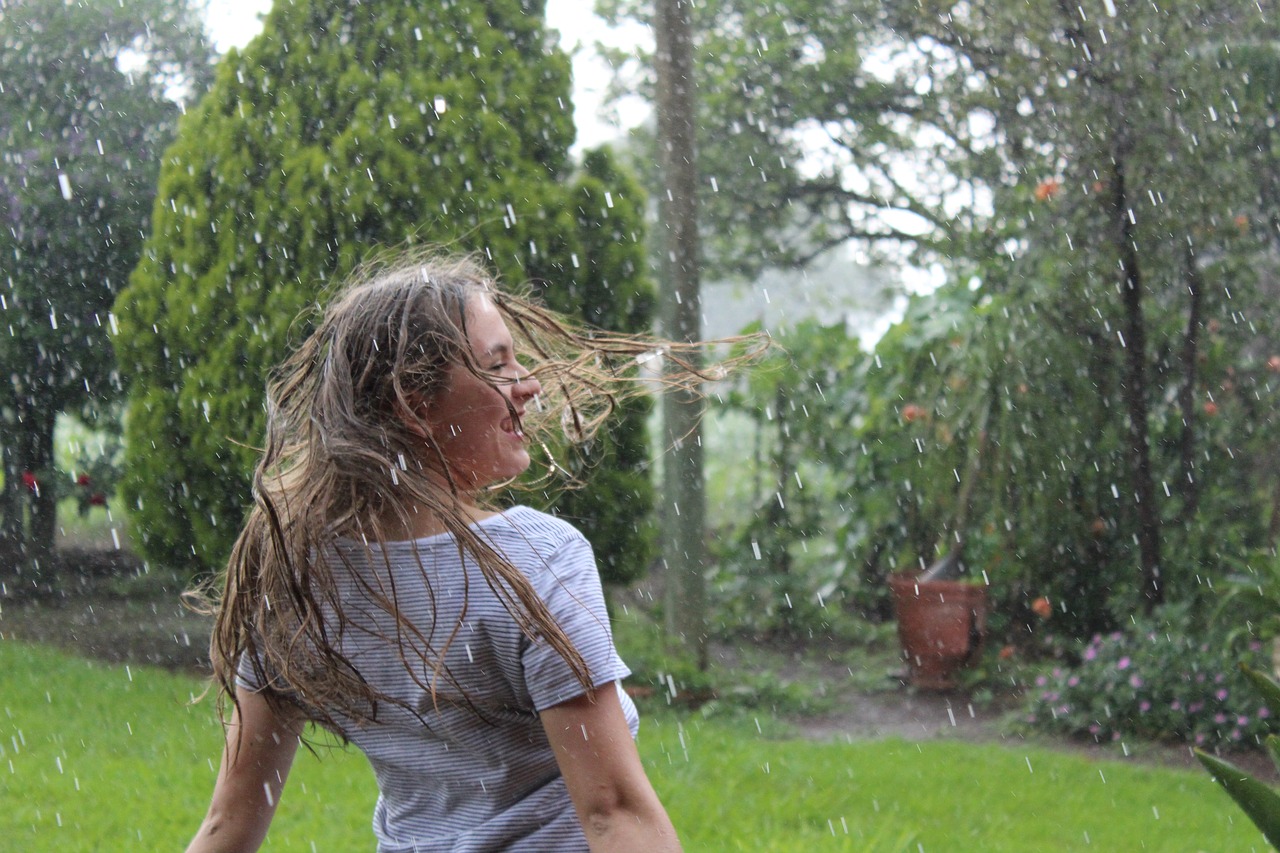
[239,506,637,852]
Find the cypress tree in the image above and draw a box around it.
[115,0,655,578]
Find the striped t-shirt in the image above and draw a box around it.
[238,506,637,852]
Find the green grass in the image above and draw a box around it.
[0,641,1268,852]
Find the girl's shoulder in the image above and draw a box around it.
[480,505,587,551]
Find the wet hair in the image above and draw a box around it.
[197,250,759,734]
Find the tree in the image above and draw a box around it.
[115,0,656,578]
[0,0,213,565]
[543,147,659,585]
[806,1,1280,637]
[603,0,1280,633]
[599,0,984,281]
[894,0,1280,612]
[649,0,711,665]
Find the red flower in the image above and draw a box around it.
[901,403,926,423]
[88,493,107,507]
[1203,400,1219,417]
[1031,596,1052,619]
[1034,178,1061,201]
[76,473,92,486]
[20,471,38,492]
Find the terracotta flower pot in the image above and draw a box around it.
[890,574,988,690]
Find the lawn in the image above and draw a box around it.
[0,640,1266,852]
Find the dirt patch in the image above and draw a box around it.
[0,548,212,674]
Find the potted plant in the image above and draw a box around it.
[890,561,987,690]
[890,412,990,690]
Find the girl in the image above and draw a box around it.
[184,252,742,852]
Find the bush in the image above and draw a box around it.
[1022,605,1272,751]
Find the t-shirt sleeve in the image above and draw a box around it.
[522,532,631,711]
[235,645,268,692]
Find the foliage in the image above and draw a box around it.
[115,1,656,580]
[0,0,214,560]
[878,1,1280,613]
[2,639,1266,851]
[708,320,869,635]
[536,148,658,585]
[648,0,1280,642]
[1213,548,1280,652]
[1022,606,1273,751]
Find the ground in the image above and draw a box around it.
[1,547,1274,782]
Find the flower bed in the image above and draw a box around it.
[1023,606,1271,751]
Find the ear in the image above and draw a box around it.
[395,392,433,439]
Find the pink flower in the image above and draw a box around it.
[1117,657,1131,671]
[1216,689,1229,702]
[1084,646,1098,661]
[1170,701,1182,711]
[1129,675,1144,689]
[1140,701,1151,712]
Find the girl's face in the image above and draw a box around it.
[422,295,542,493]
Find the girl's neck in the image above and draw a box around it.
[392,498,501,541]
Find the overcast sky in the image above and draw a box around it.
[200,0,648,150]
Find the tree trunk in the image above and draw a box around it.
[0,415,23,557]
[654,0,708,668]
[1176,242,1203,525]
[27,404,58,567]
[1109,155,1163,610]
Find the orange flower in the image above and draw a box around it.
[999,645,1016,660]
[1031,596,1052,619]
[1203,400,1219,416]
[1034,178,1061,201]
[901,403,926,423]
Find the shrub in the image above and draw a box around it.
[1022,605,1271,751]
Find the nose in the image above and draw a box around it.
[512,365,542,401]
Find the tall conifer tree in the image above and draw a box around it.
[116,0,655,577]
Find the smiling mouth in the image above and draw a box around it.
[502,415,525,438]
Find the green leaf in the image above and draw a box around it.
[1241,663,1280,721]
[1267,735,1280,778]
[1196,748,1280,847]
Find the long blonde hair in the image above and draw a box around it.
[200,251,758,731]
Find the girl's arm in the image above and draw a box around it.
[186,686,304,853]
[541,684,682,853]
